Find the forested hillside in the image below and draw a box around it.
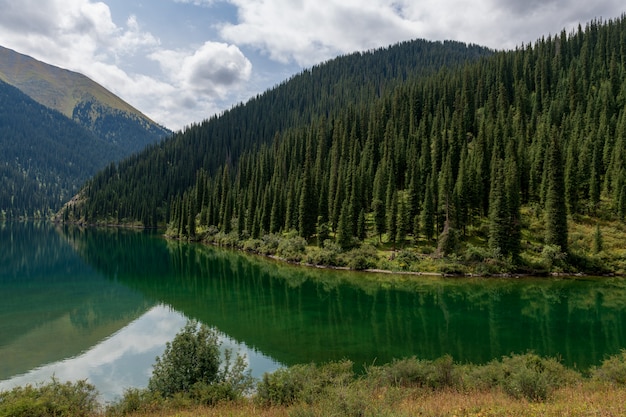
[67,16,626,273]
[0,46,170,219]
[68,39,491,225]
[0,80,135,218]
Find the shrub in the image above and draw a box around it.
[147,321,253,399]
[0,378,98,417]
[305,240,342,266]
[258,234,281,255]
[342,244,378,270]
[256,361,354,407]
[464,244,491,263]
[394,249,420,271]
[367,355,460,390]
[467,353,580,401]
[591,349,626,385]
[148,321,222,397]
[105,388,162,416]
[277,235,307,262]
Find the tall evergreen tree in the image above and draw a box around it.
[544,130,568,252]
[488,160,509,257]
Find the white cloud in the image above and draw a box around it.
[175,0,217,6]
[219,0,623,66]
[149,41,252,105]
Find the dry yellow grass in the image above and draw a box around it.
[122,383,626,417]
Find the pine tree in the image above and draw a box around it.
[386,189,398,247]
[298,169,317,239]
[544,131,568,253]
[372,198,385,242]
[421,175,435,241]
[488,160,508,257]
[336,199,353,249]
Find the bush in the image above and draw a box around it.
[467,353,579,401]
[305,240,342,266]
[148,321,222,397]
[256,361,354,406]
[342,244,378,270]
[147,321,253,399]
[394,249,420,271]
[277,235,307,262]
[0,378,98,417]
[105,388,162,416]
[258,234,281,255]
[591,349,626,385]
[367,355,460,390]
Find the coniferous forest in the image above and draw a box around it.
[66,16,626,274]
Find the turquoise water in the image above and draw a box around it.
[1,222,625,400]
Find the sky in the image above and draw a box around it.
[0,1,623,130]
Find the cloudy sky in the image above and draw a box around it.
[0,0,623,130]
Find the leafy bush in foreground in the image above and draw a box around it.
[467,353,579,401]
[256,360,354,406]
[0,378,98,417]
[108,320,254,415]
[366,355,461,390]
[591,349,626,385]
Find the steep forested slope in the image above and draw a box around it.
[68,16,626,272]
[0,80,131,217]
[68,39,492,225]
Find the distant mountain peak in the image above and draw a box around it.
[0,45,169,150]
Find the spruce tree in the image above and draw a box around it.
[336,199,353,249]
[544,131,568,253]
[421,175,435,241]
[488,160,508,257]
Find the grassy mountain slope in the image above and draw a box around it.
[0,45,169,154]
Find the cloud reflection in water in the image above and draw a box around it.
[0,305,280,402]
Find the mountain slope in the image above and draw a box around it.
[0,45,169,154]
[64,38,492,226]
[0,79,133,217]
[68,15,626,273]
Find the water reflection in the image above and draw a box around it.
[67,225,626,371]
[0,305,278,402]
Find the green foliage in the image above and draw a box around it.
[591,350,626,385]
[366,355,460,390]
[256,361,354,407]
[276,233,307,262]
[147,320,253,400]
[148,321,222,397]
[109,320,254,415]
[0,378,98,417]
[105,388,162,416]
[342,244,378,270]
[592,223,603,254]
[467,353,579,401]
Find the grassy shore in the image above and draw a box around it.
[119,383,626,417]
[178,206,626,277]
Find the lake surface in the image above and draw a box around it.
[1,222,626,401]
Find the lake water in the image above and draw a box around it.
[1,221,626,401]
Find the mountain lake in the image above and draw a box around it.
[1,221,626,401]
